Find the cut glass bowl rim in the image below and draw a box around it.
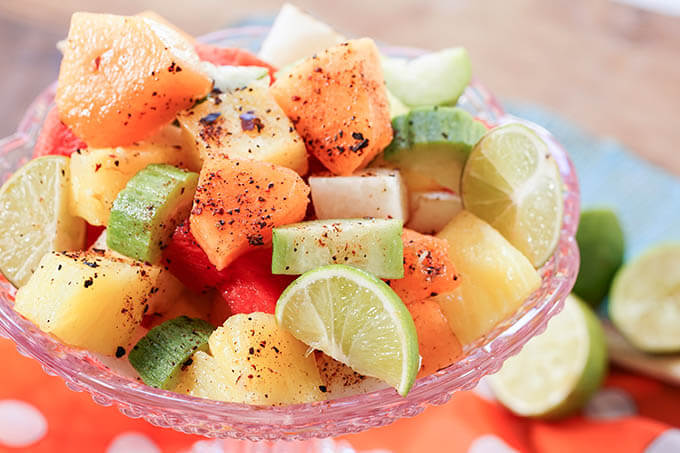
[0,25,580,441]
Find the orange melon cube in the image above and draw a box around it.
[270,38,392,176]
[385,229,460,305]
[190,158,310,270]
[407,299,463,378]
[56,13,212,148]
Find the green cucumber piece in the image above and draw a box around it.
[272,219,404,278]
[107,164,198,263]
[129,316,215,389]
[382,47,471,107]
[380,107,487,192]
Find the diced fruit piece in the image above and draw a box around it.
[69,124,201,226]
[107,164,198,263]
[382,47,471,107]
[385,229,459,305]
[379,107,486,193]
[433,211,541,344]
[215,248,295,321]
[309,168,409,221]
[573,209,625,307]
[406,191,462,235]
[136,10,195,44]
[0,156,85,287]
[88,229,185,316]
[33,106,87,158]
[162,220,231,293]
[56,12,212,147]
[14,250,162,355]
[258,3,345,67]
[387,89,409,119]
[190,158,309,270]
[173,313,325,405]
[315,352,388,399]
[272,219,404,278]
[200,64,270,92]
[276,265,419,396]
[270,38,392,176]
[178,86,308,175]
[195,43,277,79]
[461,123,564,267]
[85,224,106,250]
[489,295,607,419]
[142,286,215,330]
[129,316,215,389]
[610,244,680,353]
[406,299,463,378]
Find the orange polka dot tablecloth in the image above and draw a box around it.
[1,337,679,453]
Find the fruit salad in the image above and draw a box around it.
[0,4,565,406]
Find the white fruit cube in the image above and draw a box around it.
[309,168,409,221]
[406,191,463,234]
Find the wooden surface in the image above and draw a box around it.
[1,0,679,174]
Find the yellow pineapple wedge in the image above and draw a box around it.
[173,313,325,405]
[433,211,541,344]
[70,125,201,226]
[14,250,167,355]
[177,86,308,175]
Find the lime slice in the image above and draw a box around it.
[489,294,607,419]
[461,123,563,267]
[610,244,680,353]
[0,156,85,287]
[275,264,419,396]
[573,208,625,307]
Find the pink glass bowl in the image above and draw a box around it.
[0,26,580,441]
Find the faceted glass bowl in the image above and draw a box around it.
[0,26,580,441]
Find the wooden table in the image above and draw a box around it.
[1,0,679,174]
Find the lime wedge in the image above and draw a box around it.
[0,156,85,287]
[574,208,625,307]
[489,294,607,419]
[461,123,564,267]
[610,244,680,353]
[275,264,419,396]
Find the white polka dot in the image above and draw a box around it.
[467,434,517,453]
[471,377,496,403]
[645,429,680,453]
[0,399,47,448]
[584,388,637,420]
[107,432,160,453]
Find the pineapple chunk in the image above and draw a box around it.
[177,86,308,175]
[70,125,201,226]
[173,313,324,405]
[433,211,541,344]
[14,251,165,355]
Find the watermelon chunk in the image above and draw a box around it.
[212,248,295,325]
[33,106,87,158]
[162,220,231,293]
[194,43,277,81]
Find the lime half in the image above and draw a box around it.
[0,156,85,287]
[610,244,680,353]
[275,264,419,396]
[489,295,607,419]
[461,123,563,267]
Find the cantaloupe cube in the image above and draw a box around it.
[70,125,201,226]
[407,299,462,377]
[56,12,211,147]
[190,158,309,270]
[270,38,392,176]
[177,86,308,175]
[14,251,164,355]
[173,313,324,405]
[433,211,541,344]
